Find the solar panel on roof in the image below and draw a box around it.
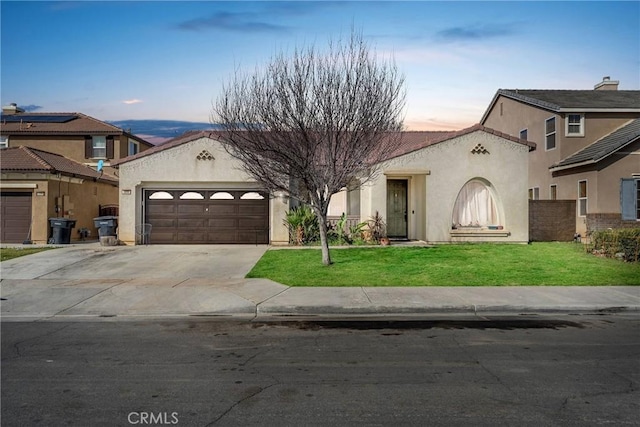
[1,114,76,123]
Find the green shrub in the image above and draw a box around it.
[589,228,640,262]
[284,205,320,245]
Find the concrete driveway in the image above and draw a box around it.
[1,243,286,319]
[1,243,269,281]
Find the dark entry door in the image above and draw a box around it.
[386,180,407,238]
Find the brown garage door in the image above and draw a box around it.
[144,190,269,244]
[1,192,32,243]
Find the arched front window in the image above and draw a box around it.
[452,180,500,227]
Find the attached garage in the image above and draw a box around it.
[1,192,32,243]
[114,132,290,245]
[144,189,269,244]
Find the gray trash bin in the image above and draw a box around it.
[93,216,118,237]
[49,218,77,244]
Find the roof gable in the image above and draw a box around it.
[481,89,640,123]
[551,119,640,171]
[0,146,118,183]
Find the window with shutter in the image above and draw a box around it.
[106,136,114,159]
[84,137,92,158]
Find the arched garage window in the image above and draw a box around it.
[148,191,174,200]
[210,192,234,200]
[452,180,501,228]
[240,192,265,200]
[180,191,204,200]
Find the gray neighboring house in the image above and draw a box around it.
[481,77,640,237]
[113,126,534,245]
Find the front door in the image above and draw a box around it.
[386,180,407,238]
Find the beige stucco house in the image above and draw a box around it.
[114,126,534,245]
[330,125,535,243]
[480,77,640,237]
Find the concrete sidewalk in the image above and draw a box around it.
[1,243,639,321]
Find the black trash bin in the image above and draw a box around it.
[93,216,118,237]
[49,218,77,244]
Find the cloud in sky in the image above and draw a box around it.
[436,23,518,43]
[122,99,143,105]
[175,11,291,33]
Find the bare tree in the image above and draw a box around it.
[212,31,406,265]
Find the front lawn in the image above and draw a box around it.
[247,243,640,286]
[0,247,56,262]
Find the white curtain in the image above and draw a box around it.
[452,181,499,227]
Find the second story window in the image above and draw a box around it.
[93,136,107,158]
[519,129,528,140]
[566,114,585,137]
[128,140,139,156]
[0,136,8,149]
[545,117,556,150]
[85,135,114,159]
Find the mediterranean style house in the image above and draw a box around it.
[480,77,640,237]
[113,126,534,245]
[0,103,153,243]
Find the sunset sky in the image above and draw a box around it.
[2,1,638,134]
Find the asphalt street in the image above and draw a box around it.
[2,314,639,426]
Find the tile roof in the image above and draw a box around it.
[0,146,118,184]
[113,125,536,167]
[500,89,639,111]
[0,112,151,145]
[386,124,536,160]
[551,119,640,170]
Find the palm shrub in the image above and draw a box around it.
[365,211,387,243]
[589,228,640,262]
[284,205,320,245]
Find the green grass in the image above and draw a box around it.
[247,243,640,286]
[0,247,56,262]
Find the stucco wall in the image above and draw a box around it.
[1,176,117,243]
[117,137,289,245]
[360,130,530,243]
[482,95,638,198]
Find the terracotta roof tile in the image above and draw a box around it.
[0,146,118,184]
[113,125,535,167]
[0,112,152,147]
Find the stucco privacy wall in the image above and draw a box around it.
[118,136,289,245]
[360,130,530,243]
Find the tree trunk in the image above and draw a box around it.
[311,202,332,266]
[317,214,332,266]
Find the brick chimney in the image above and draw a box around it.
[2,103,25,114]
[594,76,619,91]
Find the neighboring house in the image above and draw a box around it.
[0,146,118,243]
[0,103,154,243]
[113,126,534,245]
[480,77,640,237]
[0,103,153,177]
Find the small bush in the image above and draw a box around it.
[589,228,640,262]
[284,205,320,245]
